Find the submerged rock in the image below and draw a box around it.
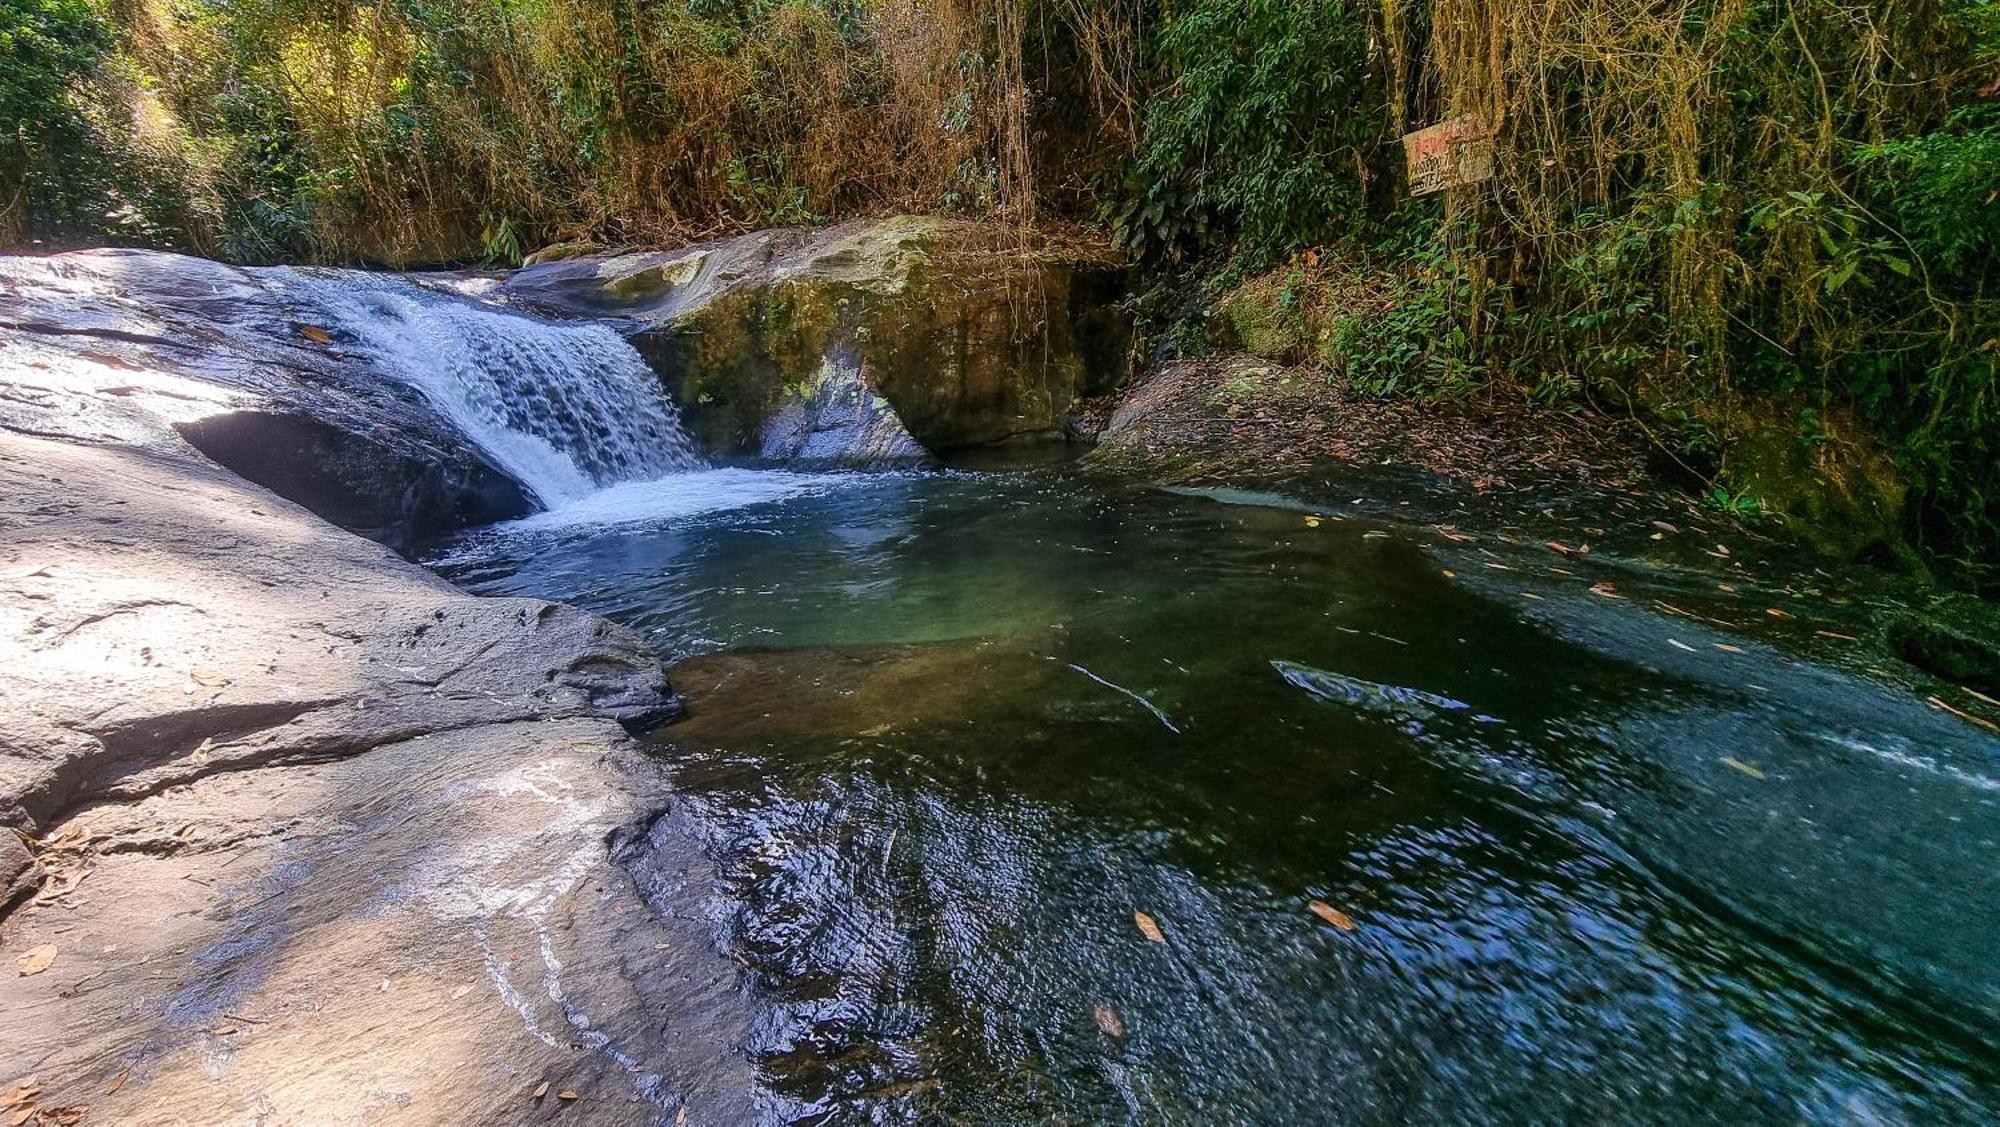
[506,217,1132,460]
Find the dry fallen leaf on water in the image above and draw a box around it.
[1363,530,1390,540]
[1133,911,1165,943]
[1651,520,1680,533]
[16,945,56,977]
[1814,629,1860,642]
[450,984,473,1000]
[1765,608,1793,619]
[7,1106,33,1127]
[211,1026,237,1036]
[1588,582,1621,598]
[105,1074,126,1096]
[1308,900,1358,932]
[1544,541,1573,555]
[1720,757,1766,779]
[1303,515,1321,528]
[1093,1003,1125,1038]
[531,1082,550,1100]
[298,324,331,344]
[677,1109,689,1125]
[1714,643,1743,653]
[1928,696,2000,734]
[1667,639,1697,653]
[557,1091,580,1101]
[38,1108,88,1127]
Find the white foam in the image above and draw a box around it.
[284,271,702,506]
[500,468,847,533]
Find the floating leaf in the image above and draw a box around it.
[188,667,229,687]
[211,1025,237,1036]
[16,945,56,976]
[105,1074,126,1096]
[1720,757,1766,779]
[1308,899,1357,931]
[1714,643,1743,653]
[1588,582,1621,598]
[1092,1003,1125,1037]
[1303,516,1321,528]
[1544,541,1573,555]
[1133,911,1165,943]
[558,1090,580,1101]
[1651,520,1679,533]
[1765,608,1792,619]
[1928,696,2000,734]
[8,1107,32,1127]
[532,1082,550,1100]
[1667,639,1697,652]
[298,324,331,344]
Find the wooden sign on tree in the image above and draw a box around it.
[1402,118,1495,195]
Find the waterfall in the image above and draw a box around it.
[284,272,702,507]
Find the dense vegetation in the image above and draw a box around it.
[3,0,1995,586]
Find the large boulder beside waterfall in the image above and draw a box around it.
[504,217,1133,457]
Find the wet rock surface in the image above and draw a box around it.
[505,217,1130,459]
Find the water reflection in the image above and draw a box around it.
[437,469,2000,1123]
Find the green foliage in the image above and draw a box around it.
[1857,107,2000,278]
[1113,0,1384,264]
[0,0,110,238]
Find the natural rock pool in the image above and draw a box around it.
[435,466,2000,1123]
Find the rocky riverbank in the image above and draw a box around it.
[0,263,752,1123]
[3,217,1994,1124]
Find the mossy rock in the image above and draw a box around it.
[1606,377,1917,569]
[1210,273,1313,364]
[1885,593,2000,693]
[514,218,1131,457]
[1719,414,1914,568]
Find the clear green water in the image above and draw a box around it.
[436,468,2000,1124]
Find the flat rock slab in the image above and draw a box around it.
[0,430,673,837]
[0,718,749,1124]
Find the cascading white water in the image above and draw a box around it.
[284,272,703,507]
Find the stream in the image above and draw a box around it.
[433,465,2000,1124]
